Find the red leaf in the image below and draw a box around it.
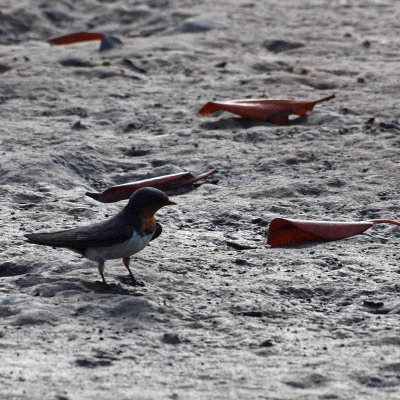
[86,169,217,203]
[199,95,335,125]
[47,31,104,45]
[267,218,400,246]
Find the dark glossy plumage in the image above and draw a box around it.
[25,187,174,250]
[25,187,175,285]
[151,222,162,242]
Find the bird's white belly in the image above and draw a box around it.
[85,231,153,262]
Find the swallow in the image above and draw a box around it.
[25,187,175,286]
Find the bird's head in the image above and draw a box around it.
[126,187,175,217]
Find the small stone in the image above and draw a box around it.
[72,120,87,130]
[215,61,227,68]
[99,35,123,52]
[179,15,230,33]
[260,339,273,347]
[363,300,384,308]
[162,333,181,345]
[263,39,304,53]
[0,63,12,73]
[239,311,263,318]
[123,121,143,132]
[56,390,70,400]
[124,147,150,157]
[59,58,94,68]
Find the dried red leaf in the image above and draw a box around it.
[86,169,217,203]
[199,94,335,125]
[47,31,104,45]
[267,218,400,246]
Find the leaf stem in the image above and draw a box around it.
[315,94,335,104]
[372,219,400,227]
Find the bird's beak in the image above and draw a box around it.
[165,199,176,206]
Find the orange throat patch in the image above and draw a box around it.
[140,215,156,234]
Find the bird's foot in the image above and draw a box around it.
[94,278,109,287]
[117,274,145,287]
[131,276,145,287]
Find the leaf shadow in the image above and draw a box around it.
[199,115,308,130]
[81,279,143,295]
[267,238,357,249]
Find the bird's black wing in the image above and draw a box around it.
[151,222,162,241]
[25,215,135,249]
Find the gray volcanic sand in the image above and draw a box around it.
[1,1,400,399]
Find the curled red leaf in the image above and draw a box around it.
[46,31,141,46]
[267,218,400,246]
[47,31,104,45]
[199,95,335,125]
[86,169,217,203]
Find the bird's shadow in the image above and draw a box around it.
[82,279,144,295]
[14,273,143,296]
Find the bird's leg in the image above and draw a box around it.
[97,261,107,285]
[122,257,144,287]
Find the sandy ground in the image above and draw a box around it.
[1,1,400,399]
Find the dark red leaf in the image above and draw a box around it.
[86,169,217,203]
[47,31,104,45]
[267,218,400,246]
[199,95,335,125]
